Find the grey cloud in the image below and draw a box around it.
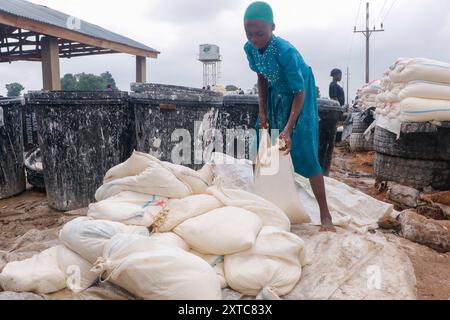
[2,0,450,100]
[147,0,241,24]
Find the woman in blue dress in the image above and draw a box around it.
[244,1,335,232]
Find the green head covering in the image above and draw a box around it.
[244,1,274,24]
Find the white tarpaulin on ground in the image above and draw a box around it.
[286,225,417,300]
[295,175,396,233]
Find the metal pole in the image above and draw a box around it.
[365,2,370,83]
[354,2,384,84]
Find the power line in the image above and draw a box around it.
[355,0,363,26]
[377,0,389,22]
[382,0,398,23]
[347,0,363,64]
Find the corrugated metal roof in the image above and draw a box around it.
[0,0,159,54]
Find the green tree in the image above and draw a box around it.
[6,83,25,97]
[225,85,239,92]
[61,74,77,91]
[60,72,118,91]
[100,71,117,90]
[75,73,105,91]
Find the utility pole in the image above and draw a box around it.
[354,2,384,83]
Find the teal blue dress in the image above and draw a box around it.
[244,35,323,178]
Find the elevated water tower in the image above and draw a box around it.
[198,44,221,88]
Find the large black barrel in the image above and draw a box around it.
[318,98,344,176]
[130,83,223,169]
[219,95,259,160]
[0,98,26,199]
[28,91,134,211]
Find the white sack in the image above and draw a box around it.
[153,194,224,232]
[399,81,450,101]
[88,192,167,227]
[224,227,306,298]
[174,207,262,255]
[59,217,149,263]
[93,236,222,300]
[0,246,66,294]
[389,58,450,84]
[253,130,311,224]
[208,152,255,192]
[190,251,227,289]
[400,97,450,122]
[102,151,210,195]
[95,157,192,201]
[207,186,291,231]
[57,245,99,293]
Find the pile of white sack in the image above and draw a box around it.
[0,139,418,300]
[0,149,309,300]
[354,80,381,111]
[376,57,450,123]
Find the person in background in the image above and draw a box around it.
[329,68,345,106]
[106,84,113,92]
[244,1,336,232]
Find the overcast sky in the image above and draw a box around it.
[1,0,450,100]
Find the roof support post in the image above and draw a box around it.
[41,36,61,90]
[136,55,146,83]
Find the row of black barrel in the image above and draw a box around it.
[0,84,343,212]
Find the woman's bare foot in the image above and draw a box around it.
[320,216,337,233]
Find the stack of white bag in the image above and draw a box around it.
[354,80,381,111]
[376,57,450,122]
[91,151,306,300]
[0,150,307,300]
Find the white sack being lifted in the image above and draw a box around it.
[153,194,224,232]
[0,246,66,294]
[253,130,311,225]
[224,227,306,298]
[88,191,168,227]
[174,207,262,255]
[92,234,222,300]
[59,217,149,263]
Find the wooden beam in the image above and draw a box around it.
[60,50,116,59]
[41,37,60,90]
[0,14,159,58]
[0,54,41,62]
[136,55,146,83]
